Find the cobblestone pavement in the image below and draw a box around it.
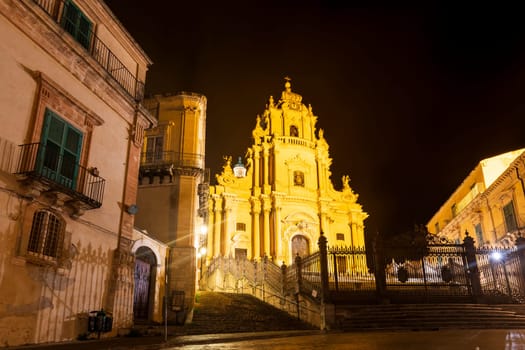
[167,329,525,350]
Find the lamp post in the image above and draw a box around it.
[233,157,247,178]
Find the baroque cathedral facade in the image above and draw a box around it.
[206,80,367,265]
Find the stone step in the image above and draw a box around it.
[133,291,315,336]
[338,303,525,331]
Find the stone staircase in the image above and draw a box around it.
[337,304,525,331]
[134,293,525,336]
[134,291,315,336]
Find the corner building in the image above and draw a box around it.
[427,148,525,247]
[0,0,154,345]
[136,92,208,323]
[207,80,367,265]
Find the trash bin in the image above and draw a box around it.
[88,309,113,338]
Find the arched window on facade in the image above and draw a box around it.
[290,125,299,137]
[27,210,64,259]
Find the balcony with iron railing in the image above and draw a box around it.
[140,151,205,170]
[31,0,145,101]
[139,151,205,181]
[15,143,105,209]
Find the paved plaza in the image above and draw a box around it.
[169,330,525,350]
[9,329,525,350]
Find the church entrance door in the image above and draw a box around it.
[134,246,156,321]
[291,235,309,259]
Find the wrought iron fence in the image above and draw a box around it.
[32,0,145,101]
[476,247,525,302]
[328,246,375,292]
[16,143,105,208]
[384,244,472,300]
[203,236,525,307]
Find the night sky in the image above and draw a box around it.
[104,1,525,238]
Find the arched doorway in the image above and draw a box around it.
[291,235,309,259]
[134,246,157,322]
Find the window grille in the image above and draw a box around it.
[236,222,246,231]
[28,210,64,259]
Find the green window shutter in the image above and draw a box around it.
[61,1,92,49]
[77,14,92,49]
[503,201,518,232]
[40,109,83,189]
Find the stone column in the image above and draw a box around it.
[350,222,358,248]
[319,201,329,236]
[357,224,366,247]
[262,195,271,259]
[262,142,270,194]
[253,145,261,195]
[223,196,233,257]
[250,197,261,260]
[213,196,222,257]
[273,193,284,262]
[206,204,215,264]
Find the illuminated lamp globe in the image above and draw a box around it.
[233,156,247,178]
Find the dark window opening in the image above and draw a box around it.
[290,125,299,137]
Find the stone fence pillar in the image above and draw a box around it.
[463,231,482,299]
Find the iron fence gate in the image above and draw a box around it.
[383,244,473,302]
[203,235,525,305]
[476,247,525,303]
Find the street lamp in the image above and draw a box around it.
[233,157,247,178]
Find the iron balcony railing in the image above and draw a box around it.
[31,0,145,101]
[16,143,105,208]
[140,151,205,170]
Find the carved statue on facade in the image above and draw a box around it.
[252,115,266,145]
[216,155,235,185]
[342,175,350,191]
[223,155,232,170]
